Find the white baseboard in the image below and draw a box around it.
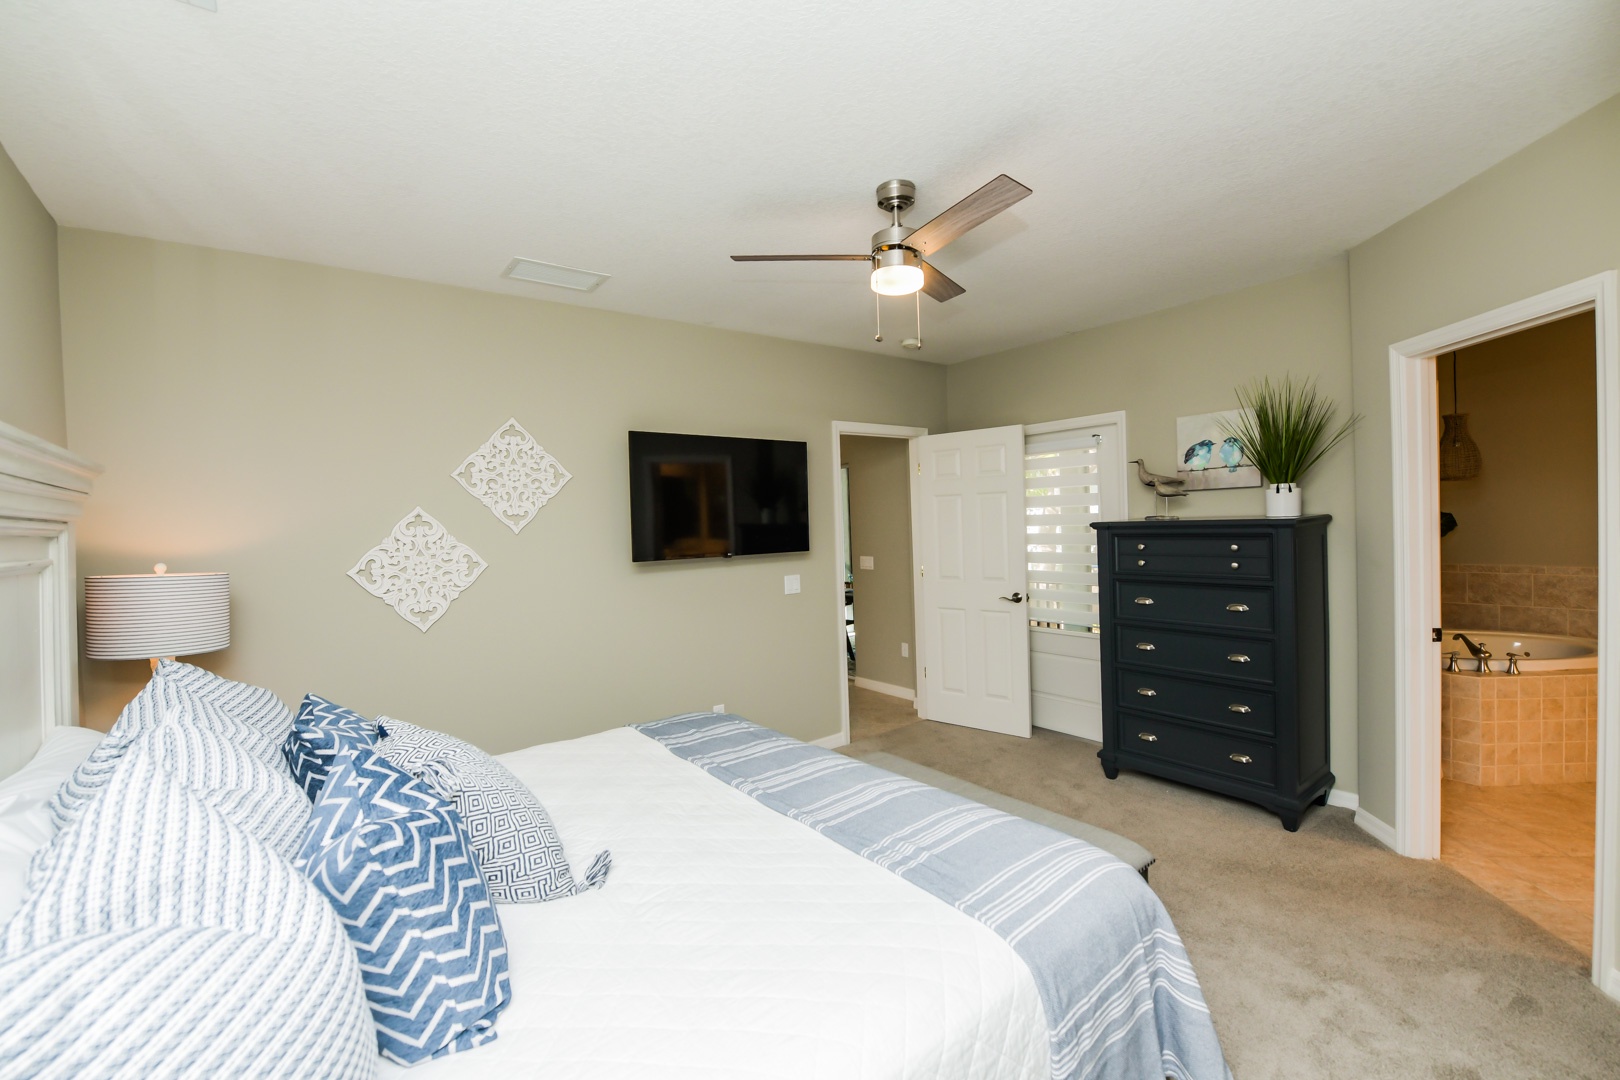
[1327,789,1358,811]
[810,732,849,749]
[850,677,915,702]
[1354,806,1397,850]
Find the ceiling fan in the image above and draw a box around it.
[732,174,1032,348]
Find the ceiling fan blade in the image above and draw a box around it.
[730,254,872,262]
[920,260,965,302]
[903,174,1031,257]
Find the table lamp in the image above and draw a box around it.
[84,564,230,671]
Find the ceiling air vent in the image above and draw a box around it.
[502,258,610,292]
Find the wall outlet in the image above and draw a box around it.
[783,574,800,594]
[858,555,874,570]
[713,703,726,714]
[900,642,909,658]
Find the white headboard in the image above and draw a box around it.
[0,420,100,778]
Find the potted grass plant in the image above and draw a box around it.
[1220,376,1359,517]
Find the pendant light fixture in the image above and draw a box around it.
[1439,350,1482,480]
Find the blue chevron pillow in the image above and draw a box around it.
[282,694,378,800]
[298,747,511,1065]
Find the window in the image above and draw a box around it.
[1025,428,1113,634]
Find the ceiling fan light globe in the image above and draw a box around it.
[871,264,924,296]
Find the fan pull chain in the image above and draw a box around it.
[874,292,882,342]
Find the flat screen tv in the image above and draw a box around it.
[628,431,809,562]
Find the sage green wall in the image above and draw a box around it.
[1439,311,1598,568]
[0,141,65,445]
[841,434,916,692]
[59,229,945,748]
[945,258,1360,794]
[1348,93,1620,828]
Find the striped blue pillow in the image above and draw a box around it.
[299,747,510,1065]
[282,694,377,800]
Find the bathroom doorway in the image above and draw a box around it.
[1386,270,1620,999]
[1437,312,1598,953]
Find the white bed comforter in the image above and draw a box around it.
[378,726,1047,1080]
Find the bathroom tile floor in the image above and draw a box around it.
[1440,779,1595,954]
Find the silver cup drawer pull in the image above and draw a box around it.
[1135,642,1156,651]
[1136,688,1158,697]
[1225,603,1250,612]
[1137,732,1159,742]
[1134,597,1155,605]
[1228,653,1252,664]
[1228,704,1252,714]
[1230,562,1240,569]
[1136,559,1146,567]
[1230,544,1239,552]
[1228,753,1253,765]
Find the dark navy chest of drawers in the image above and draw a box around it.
[1091,516,1333,830]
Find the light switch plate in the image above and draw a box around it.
[900,643,909,658]
[783,574,800,594]
[858,556,874,570]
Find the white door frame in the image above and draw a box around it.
[1388,270,1620,997]
[829,421,929,748]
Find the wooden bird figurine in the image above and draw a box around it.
[1131,459,1187,499]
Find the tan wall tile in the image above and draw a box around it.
[1568,608,1598,638]
[1534,573,1599,610]
[1497,605,1569,635]
[1445,603,1500,631]
[1468,572,1535,607]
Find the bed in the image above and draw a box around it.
[0,426,1228,1079]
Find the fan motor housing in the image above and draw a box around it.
[870,224,915,252]
[875,179,916,214]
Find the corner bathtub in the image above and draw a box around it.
[1441,629,1597,673]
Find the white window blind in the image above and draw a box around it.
[1025,429,1108,634]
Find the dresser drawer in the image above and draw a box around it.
[1116,712,1276,788]
[1114,551,1272,579]
[1114,625,1276,684]
[1114,581,1275,632]
[1116,668,1276,736]
[1114,534,1271,561]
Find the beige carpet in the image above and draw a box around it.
[845,716,1620,1079]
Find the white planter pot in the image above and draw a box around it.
[1265,482,1302,518]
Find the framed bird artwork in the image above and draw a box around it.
[1175,410,1264,490]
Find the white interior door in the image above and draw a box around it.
[912,426,1031,737]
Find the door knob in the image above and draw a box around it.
[998,592,1024,603]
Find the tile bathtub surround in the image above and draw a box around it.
[1440,563,1598,638]
[1441,671,1598,786]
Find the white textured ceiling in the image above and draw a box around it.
[2,2,1618,364]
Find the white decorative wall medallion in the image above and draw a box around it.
[452,417,572,533]
[348,507,486,632]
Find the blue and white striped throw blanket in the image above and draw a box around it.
[634,714,1231,1080]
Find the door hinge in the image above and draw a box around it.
[919,565,925,578]
[916,461,922,474]
[1432,627,1442,643]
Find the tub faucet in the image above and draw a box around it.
[1504,651,1528,675]
[1452,633,1492,672]
[1445,651,1462,673]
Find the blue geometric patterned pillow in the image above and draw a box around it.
[299,747,511,1065]
[281,694,378,800]
[376,716,611,903]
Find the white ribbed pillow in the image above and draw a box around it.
[145,700,310,859]
[45,673,170,832]
[158,659,294,748]
[2,742,376,1078]
[0,921,378,1079]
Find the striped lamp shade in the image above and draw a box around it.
[83,569,231,661]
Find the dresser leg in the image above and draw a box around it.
[1314,790,1329,806]
[1279,810,1301,832]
